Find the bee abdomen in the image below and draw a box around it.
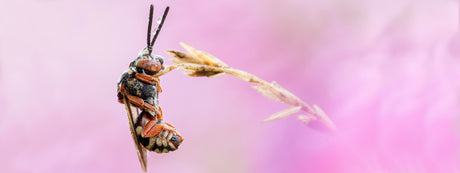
[139,136,178,153]
[134,113,182,153]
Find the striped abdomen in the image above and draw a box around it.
[134,112,182,153]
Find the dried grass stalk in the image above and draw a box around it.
[263,106,302,122]
[155,42,336,131]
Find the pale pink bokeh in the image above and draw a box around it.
[0,0,459,173]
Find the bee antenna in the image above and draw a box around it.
[149,6,170,50]
[146,4,154,51]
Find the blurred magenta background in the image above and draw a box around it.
[0,0,459,172]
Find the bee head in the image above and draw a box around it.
[129,48,164,75]
[128,5,169,75]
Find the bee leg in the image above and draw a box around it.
[135,73,155,85]
[125,94,162,117]
[152,77,162,92]
[163,123,184,141]
[117,92,124,103]
[157,106,163,120]
[138,111,155,126]
[142,121,176,138]
[135,73,162,92]
[142,120,163,138]
[117,83,127,103]
[143,122,183,141]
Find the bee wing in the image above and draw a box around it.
[123,97,148,172]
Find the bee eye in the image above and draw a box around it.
[154,55,164,65]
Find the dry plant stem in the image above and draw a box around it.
[122,97,147,172]
[156,63,336,131]
[155,43,336,131]
[157,64,312,111]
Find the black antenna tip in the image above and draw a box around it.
[165,6,170,13]
[150,6,170,49]
[147,4,154,48]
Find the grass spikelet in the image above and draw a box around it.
[156,43,336,131]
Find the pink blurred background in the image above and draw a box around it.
[1,0,459,172]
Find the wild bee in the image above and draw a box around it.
[117,5,183,172]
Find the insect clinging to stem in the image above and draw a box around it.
[117,4,183,172]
